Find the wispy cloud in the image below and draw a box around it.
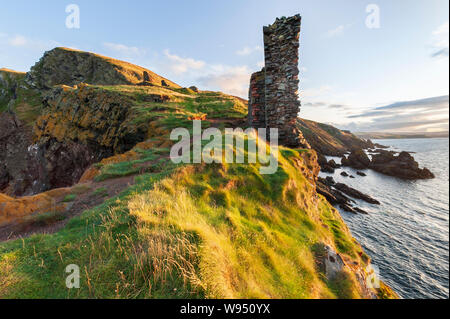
[197,65,252,98]
[236,46,263,56]
[163,49,206,75]
[0,33,59,51]
[325,24,351,38]
[103,42,145,56]
[343,96,449,132]
[430,21,449,59]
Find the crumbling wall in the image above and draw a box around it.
[248,14,309,148]
[248,69,266,129]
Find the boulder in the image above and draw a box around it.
[357,171,367,177]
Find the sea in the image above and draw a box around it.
[321,137,449,299]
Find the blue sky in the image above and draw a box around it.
[0,0,448,132]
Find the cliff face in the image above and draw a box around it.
[0,48,182,196]
[26,47,181,90]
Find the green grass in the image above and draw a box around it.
[93,187,108,198]
[62,194,77,202]
[0,143,372,299]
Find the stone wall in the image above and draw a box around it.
[248,68,266,129]
[248,15,309,148]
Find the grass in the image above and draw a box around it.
[0,140,374,299]
[62,194,77,203]
[93,187,108,198]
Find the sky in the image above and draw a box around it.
[0,0,448,133]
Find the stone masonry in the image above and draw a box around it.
[248,14,309,148]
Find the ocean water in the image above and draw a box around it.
[320,138,449,299]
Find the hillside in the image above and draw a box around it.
[26,47,181,90]
[297,118,374,156]
[0,48,396,299]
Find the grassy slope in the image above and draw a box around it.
[0,147,372,299]
[0,79,396,299]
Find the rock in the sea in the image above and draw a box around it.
[341,148,370,169]
[340,204,358,214]
[357,171,367,177]
[334,183,381,205]
[328,159,341,168]
[353,207,369,215]
[325,176,336,186]
[340,171,349,177]
[370,150,435,179]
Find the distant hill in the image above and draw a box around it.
[26,47,181,90]
[354,131,449,140]
[297,118,374,156]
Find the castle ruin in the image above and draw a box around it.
[248,14,309,148]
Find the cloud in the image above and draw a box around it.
[301,85,333,98]
[0,34,59,52]
[343,95,449,132]
[303,101,349,109]
[103,42,145,56]
[430,22,449,59]
[197,65,252,98]
[236,46,263,56]
[9,35,27,47]
[325,24,351,38]
[163,49,206,74]
[303,102,326,107]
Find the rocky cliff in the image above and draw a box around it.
[0,48,184,196]
[26,47,180,90]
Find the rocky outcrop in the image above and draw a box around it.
[370,150,435,179]
[25,47,180,90]
[316,177,375,214]
[341,149,371,169]
[333,183,380,205]
[340,149,435,180]
[0,112,46,196]
[31,84,151,191]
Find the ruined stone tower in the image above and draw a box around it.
[248,14,309,148]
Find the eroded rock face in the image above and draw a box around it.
[0,82,155,196]
[0,112,47,196]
